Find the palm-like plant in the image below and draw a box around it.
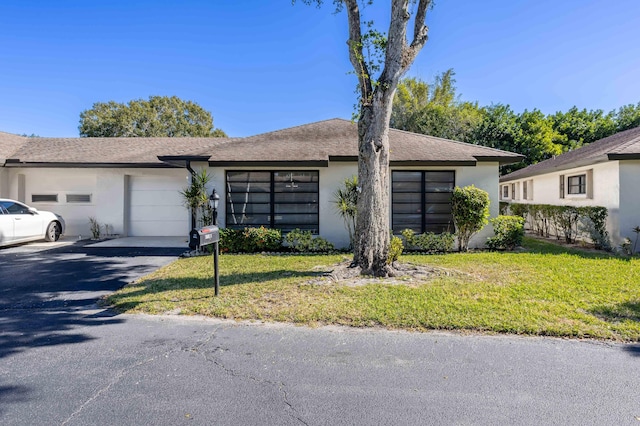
[332,176,358,249]
[180,169,213,228]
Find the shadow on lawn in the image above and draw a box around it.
[589,301,640,324]
[107,269,326,310]
[520,237,630,261]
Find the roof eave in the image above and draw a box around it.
[208,160,330,167]
[4,160,179,168]
[607,153,640,160]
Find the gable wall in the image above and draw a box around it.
[619,160,640,251]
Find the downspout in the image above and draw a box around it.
[186,161,197,230]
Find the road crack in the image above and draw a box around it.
[187,332,308,425]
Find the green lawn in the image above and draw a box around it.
[106,238,640,341]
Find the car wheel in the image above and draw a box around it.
[45,221,61,242]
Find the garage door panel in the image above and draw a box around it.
[130,205,187,222]
[130,190,184,206]
[129,175,189,237]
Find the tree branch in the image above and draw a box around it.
[404,0,431,71]
[344,0,373,105]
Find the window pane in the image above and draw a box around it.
[392,181,421,193]
[393,193,422,203]
[273,182,318,193]
[424,182,454,192]
[32,194,58,203]
[227,182,270,193]
[424,171,455,183]
[392,171,422,182]
[274,203,319,214]
[227,171,271,182]
[227,193,271,204]
[391,202,422,214]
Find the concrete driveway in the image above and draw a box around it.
[1,241,639,425]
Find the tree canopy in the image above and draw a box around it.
[79,95,226,138]
[391,71,640,174]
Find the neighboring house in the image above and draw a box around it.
[0,119,522,248]
[500,126,640,250]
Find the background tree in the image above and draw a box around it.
[391,70,482,142]
[301,0,433,276]
[79,95,227,137]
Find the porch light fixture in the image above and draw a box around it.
[209,188,220,225]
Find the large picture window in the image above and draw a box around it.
[392,171,455,234]
[226,171,319,233]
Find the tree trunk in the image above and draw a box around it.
[354,93,395,276]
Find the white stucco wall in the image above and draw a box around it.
[619,160,640,251]
[0,168,8,198]
[2,167,190,238]
[500,161,622,245]
[208,162,501,249]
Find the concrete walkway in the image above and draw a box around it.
[87,236,189,248]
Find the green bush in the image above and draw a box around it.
[499,202,509,215]
[219,226,282,253]
[401,229,455,253]
[284,228,335,253]
[451,185,490,252]
[508,203,529,218]
[486,215,525,250]
[579,206,611,251]
[387,235,404,264]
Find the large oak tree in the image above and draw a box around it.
[302,0,432,276]
[79,95,226,138]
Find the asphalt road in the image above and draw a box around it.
[1,242,639,425]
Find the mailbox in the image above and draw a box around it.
[189,225,220,250]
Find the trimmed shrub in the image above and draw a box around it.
[451,185,490,252]
[387,235,404,264]
[285,228,335,253]
[401,229,455,253]
[579,206,611,251]
[219,226,282,253]
[486,215,525,250]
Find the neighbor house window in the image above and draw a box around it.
[559,175,565,199]
[391,171,455,234]
[523,181,528,200]
[31,194,58,203]
[511,183,516,200]
[225,171,319,233]
[567,174,586,195]
[502,185,509,199]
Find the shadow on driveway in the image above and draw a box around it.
[0,242,183,359]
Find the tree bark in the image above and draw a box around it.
[343,0,431,276]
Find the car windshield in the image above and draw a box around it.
[0,201,30,215]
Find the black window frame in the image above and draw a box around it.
[391,170,455,235]
[567,174,586,195]
[31,194,58,203]
[225,170,319,234]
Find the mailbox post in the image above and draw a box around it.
[189,225,220,296]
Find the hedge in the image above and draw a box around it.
[503,203,611,250]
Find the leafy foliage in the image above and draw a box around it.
[285,228,335,253]
[400,229,455,253]
[451,185,490,252]
[486,215,525,250]
[387,235,404,264]
[505,203,611,249]
[219,227,282,253]
[180,169,213,228]
[391,70,640,175]
[332,176,358,249]
[79,95,226,137]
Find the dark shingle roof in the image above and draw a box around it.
[6,136,232,166]
[1,118,522,167]
[0,131,28,165]
[207,118,522,165]
[500,126,640,182]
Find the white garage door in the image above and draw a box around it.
[129,175,189,236]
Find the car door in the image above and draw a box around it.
[4,201,43,241]
[0,205,14,244]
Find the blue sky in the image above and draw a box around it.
[1,0,639,137]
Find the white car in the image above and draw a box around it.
[0,198,65,247]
